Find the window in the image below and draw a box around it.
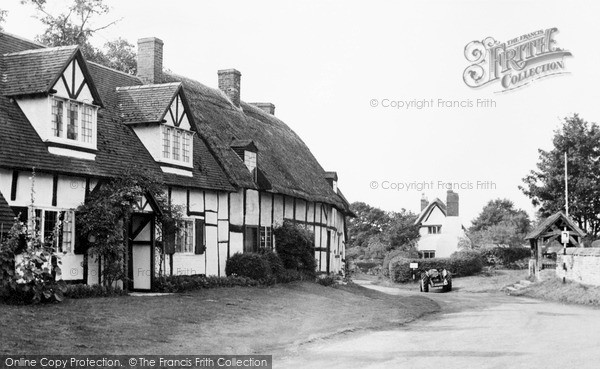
[427,226,441,234]
[81,106,93,143]
[182,133,191,163]
[174,220,194,253]
[161,125,192,165]
[422,251,435,259]
[244,226,259,253]
[32,208,74,253]
[52,99,63,137]
[172,130,181,160]
[244,151,257,172]
[260,226,272,249]
[50,97,95,145]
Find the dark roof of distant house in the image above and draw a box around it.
[415,198,447,224]
[162,72,350,211]
[117,82,183,125]
[0,191,14,229]
[525,211,586,240]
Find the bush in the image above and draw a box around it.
[274,221,317,276]
[382,248,420,277]
[479,246,531,268]
[317,275,337,287]
[225,252,272,281]
[154,274,264,293]
[64,284,126,299]
[389,251,483,283]
[259,249,286,279]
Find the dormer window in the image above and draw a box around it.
[51,97,97,144]
[244,150,257,172]
[162,125,192,164]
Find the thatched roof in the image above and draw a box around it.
[525,211,586,240]
[162,72,350,211]
[415,198,446,224]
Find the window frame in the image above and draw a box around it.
[160,124,193,167]
[30,207,75,254]
[174,219,195,254]
[422,250,435,259]
[49,96,98,149]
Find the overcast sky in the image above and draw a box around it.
[3,0,600,225]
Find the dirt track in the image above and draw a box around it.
[277,280,600,369]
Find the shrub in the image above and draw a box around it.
[274,221,317,276]
[64,284,126,299]
[479,246,531,268]
[382,248,420,277]
[153,274,265,293]
[317,275,337,287]
[259,249,286,278]
[389,252,483,283]
[225,252,272,281]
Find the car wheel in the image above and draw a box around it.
[420,278,429,292]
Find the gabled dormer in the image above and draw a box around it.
[1,46,103,160]
[117,82,196,176]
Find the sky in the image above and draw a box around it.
[2,0,600,225]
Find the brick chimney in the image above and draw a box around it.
[447,190,459,217]
[218,69,241,107]
[250,103,275,115]
[137,37,163,84]
[421,194,429,211]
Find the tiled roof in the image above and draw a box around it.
[0,33,234,193]
[117,83,181,124]
[0,31,44,55]
[0,191,14,228]
[1,46,78,97]
[525,211,586,240]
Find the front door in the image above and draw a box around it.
[129,213,154,290]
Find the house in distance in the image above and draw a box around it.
[414,190,466,258]
[0,32,352,290]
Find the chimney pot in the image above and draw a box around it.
[137,37,164,84]
[218,69,242,107]
[250,102,276,115]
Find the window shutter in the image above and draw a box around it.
[73,212,88,255]
[195,219,205,255]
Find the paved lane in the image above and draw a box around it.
[277,280,600,369]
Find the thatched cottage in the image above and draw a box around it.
[0,32,351,290]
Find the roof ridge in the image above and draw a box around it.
[116,82,181,91]
[87,61,143,81]
[0,31,46,49]
[3,45,78,57]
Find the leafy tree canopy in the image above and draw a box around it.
[520,114,600,237]
[21,0,136,74]
[467,198,531,248]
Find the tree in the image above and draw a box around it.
[21,0,136,74]
[520,114,600,237]
[347,202,420,259]
[0,8,7,31]
[467,199,531,248]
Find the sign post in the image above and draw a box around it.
[410,262,418,281]
[561,228,569,284]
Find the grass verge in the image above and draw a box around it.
[0,281,438,355]
[511,277,600,306]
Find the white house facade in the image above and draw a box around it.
[0,32,351,290]
[414,190,466,258]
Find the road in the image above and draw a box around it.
[276,280,600,369]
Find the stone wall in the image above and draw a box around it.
[556,248,600,286]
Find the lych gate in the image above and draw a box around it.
[525,211,585,280]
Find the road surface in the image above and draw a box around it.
[276,280,600,369]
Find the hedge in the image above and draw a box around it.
[389,251,483,283]
[479,246,531,268]
[225,252,272,280]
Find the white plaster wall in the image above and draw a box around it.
[295,199,307,222]
[229,190,244,226]
[230,232,243,256]
[59,254,84,281]
[205,192,218,212]
[57,176,86,208]
[18,172,53,207]
[245,189,259,226]
[272,195,284,226]
[205,225,219,276]
[260,192,272,226]
[16,97,50,139]
[284,196,294,219]
[218,192,228,220]
[219,242,228,277]
[171,254,205,276]
[132,125,161,161]
[189,189,204,213]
